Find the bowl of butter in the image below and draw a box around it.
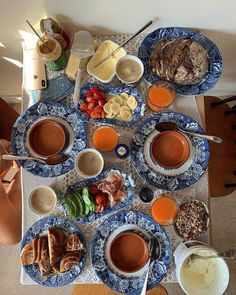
[87,40,126,83]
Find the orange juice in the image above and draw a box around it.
[92,126,119,152]
[151,196,178,225]
[147,83,175,112]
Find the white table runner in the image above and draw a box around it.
[20,34,209,285]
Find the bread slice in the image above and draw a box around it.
[20,243,34,265]
[37,237,52,277]
[48,228,67,266]
[59,251,81,273]
[66,233,83,252]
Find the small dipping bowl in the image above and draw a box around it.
[115,55,144,86]
[75,148,104,178]
[28,186,57,216]
[28,119,66,158]
[138,187,154,203]
[151,131,190,169]
[109,231,149,273]
[174,199,209,240]
[147,81,175,112]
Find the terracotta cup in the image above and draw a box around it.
[28,119,66,157]
[110,231,149,273]
[151,131,190,169]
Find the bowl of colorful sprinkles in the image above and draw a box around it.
[174,199,209,240]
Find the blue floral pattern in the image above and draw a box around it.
[21,216,86,287]
[138,27,222,95]
[11,101,86,177]
[90,210,171,294]
[130,112,210,190]
[77,83,145,126]
[63,168,135,224]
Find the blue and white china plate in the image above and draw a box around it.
[11,101,86,177]
[130,112,210,190]
[90,210,171,295]
[63,168,135,224]
[77,83,145,127]
[21,216,86,287]
[138,27,222,95]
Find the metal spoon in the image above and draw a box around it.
[155,121,222,144]
[2,154,69,165]
[187,249,236,267]
[140,237,160,295]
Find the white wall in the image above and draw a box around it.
[1,0,236,97]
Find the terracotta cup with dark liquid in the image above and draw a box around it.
[28,119,66,158]
[151,131,190,169]
[110,231,149,273]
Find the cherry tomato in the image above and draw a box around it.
[90,111,101,119]
[88,102,96,111]
[89,185,98,195]
[86,97,97,103]
[93,105,103,114]
[80,102,88,112]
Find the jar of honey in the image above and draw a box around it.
[37,37,67,71]
[147,81,175,112]
[151,196,179,226]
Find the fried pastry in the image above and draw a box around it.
[66,233,83,252]
[20,243,34,265]
[48,228,67,266]
[59,251,82,273]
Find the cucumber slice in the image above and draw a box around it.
[75,192,85,217]
[82,187,90,197]
[65,197,76,217]
[84,203,90,215]
[67,192,80,217]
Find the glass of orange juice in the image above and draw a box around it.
[92,125,119,152]
[151,195,179,226]
[147,81,175,112]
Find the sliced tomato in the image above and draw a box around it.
[93,105,103,114]
[80,102,88,112]
[85,109,92,117]
[98,99,105,108]
[86,96,97,103]
[89,184,98,195]
[88,102,96,111]
[101,110,105,119]
[95,193,108,205]
[85,89,94,98]
[90,111,101,119]
[96,203,102,212]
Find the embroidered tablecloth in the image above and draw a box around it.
[20,34,209,284]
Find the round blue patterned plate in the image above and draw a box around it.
[63,167,135,224]
[90,210,171,295]
[11,101,86,177]
[77,83,145,126]
[138,27,222,95]
[21,216,86,287]
[130,112,210,190]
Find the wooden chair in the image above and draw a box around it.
[72,284,168,295]
[0,97,19,140]
[204,96,236,197]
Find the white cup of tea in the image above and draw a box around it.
[75,148,104,178]
[28,186,57,216]
[115,55,144,85]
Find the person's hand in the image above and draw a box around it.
[0,139,12,174]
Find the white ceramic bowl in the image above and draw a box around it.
[28,186,57,216]
[115,55,144,85]
[75,148,104,178]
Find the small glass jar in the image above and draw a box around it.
[151,195,179,226]
[147,81,175,112]
[37,37,67,71]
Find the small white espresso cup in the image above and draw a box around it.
[28,186,57,216]
[75,148,104,178]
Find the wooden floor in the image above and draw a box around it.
[72,284,168,295]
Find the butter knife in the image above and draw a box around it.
[94,20,153,68]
